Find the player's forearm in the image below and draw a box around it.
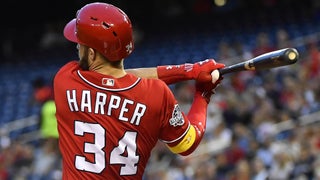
[179,92,208,156]
[125,68,158,79]
[156,59,224,84]
[126,65,197,84]
[126,59,225,85]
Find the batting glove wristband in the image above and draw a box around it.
[157,59,225,85]
[195,76,224,103]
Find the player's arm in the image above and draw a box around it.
[125,67,158,79]
[125,59,224,85]
[165,79,223,156]
[165,61,224,157]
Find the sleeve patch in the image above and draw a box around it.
[169,104,185,127]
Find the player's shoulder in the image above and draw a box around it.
[54,61,79,81]
[55,61,79,75]
[59,61,79,71]
[135,77,170,90]
[139,77,168,87]
[139,78,175,96]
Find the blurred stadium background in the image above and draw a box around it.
[1,0,320,179]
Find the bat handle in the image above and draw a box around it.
[218,65,242,75]
[218,68,229,75]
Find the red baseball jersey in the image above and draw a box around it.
[53,61,190,179]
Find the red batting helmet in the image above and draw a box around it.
[63,2,134,61]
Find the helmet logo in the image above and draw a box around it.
[126,42,133,54]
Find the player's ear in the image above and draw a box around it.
[88,48,96,61]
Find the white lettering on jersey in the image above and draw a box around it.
[81,90,92,113]
[95,92,107,114]
[131,103,146,125]
[108,95,121,116]
[66,90,146,125]
[119,99,133,122]
[67,90,79,111]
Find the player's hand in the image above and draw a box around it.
[192,59,225,83]
[195,76,223,103]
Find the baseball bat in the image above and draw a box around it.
[218,48,299,75]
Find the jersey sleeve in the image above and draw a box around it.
[158,82,190,144]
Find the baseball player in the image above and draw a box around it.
[54,2,225,179]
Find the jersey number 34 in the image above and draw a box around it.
[74,120,140,175]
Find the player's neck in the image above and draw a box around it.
[90,61,126,78]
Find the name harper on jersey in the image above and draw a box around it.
[66,89,146,125]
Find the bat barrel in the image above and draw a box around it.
[252,47,299,69]
[284,48,299,62]
[218,47,299,75]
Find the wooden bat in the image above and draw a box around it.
[218,48,299,75]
